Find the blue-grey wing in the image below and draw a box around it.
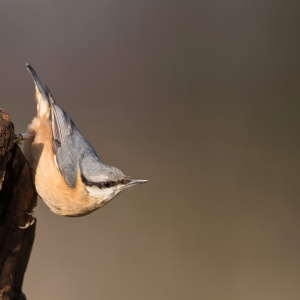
[49,93,101,188]
[50,95,73,153]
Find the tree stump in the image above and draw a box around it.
[0,109,37,300]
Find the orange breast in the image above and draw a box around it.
[23,115,100,216]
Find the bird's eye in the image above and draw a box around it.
[103,181,112,188]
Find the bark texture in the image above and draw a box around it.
[0,109,37,300]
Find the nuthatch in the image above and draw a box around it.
[23,64,147,217]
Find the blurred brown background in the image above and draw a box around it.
[1,1,300,299]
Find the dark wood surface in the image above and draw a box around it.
[0,109,37,300]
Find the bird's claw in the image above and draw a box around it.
[18,211,36,229]
[14,133,34,143]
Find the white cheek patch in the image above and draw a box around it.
[86,186,110,198]
[86,186,117,205]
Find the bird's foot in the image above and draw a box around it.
[19,212,36,229]
[14,133,34,143]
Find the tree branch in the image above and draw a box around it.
[0,109,37,300]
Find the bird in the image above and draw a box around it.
[22,64,147,217]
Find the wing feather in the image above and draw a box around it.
[49,93,73,147]
[48,91,102,188]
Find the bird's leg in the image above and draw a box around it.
[14,133,34,143]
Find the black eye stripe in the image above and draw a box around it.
[103,182,111,188]
[98,181,117,189]
[81,174,129,189]
[103,181,116,188]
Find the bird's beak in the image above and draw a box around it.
[124,178,148,188]
[26,63,49,100]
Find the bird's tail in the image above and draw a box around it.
[26,64,51,119]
